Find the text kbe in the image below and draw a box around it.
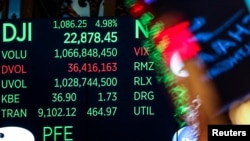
[2,22,32,42]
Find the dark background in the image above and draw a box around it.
[1,0,250,141]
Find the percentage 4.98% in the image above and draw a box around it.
[95,19,118,28]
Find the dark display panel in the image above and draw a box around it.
[0,17,179,141]
[1,0,250,141]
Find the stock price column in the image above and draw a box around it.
[83,18,120,118]
[43,18,123,140]
[51,17,129,141]
[39,19,92,141]
[83,18,133,141]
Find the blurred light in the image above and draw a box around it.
[0,126,35,141]
[130,2,146,18]
[244,0,250,11]
[170,51,189,77]
[172,126,198,141]
[189,17,205,32]
[124,0,137,8]
[144,0,156,4]
[154,21,200,65]
[194,9,243,43]
[8,0,21,19]
[229,97,250,124]
[71,0,90,17]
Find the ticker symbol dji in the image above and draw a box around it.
[2,22,32,42]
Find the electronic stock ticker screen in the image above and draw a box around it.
[0,17,179,141]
